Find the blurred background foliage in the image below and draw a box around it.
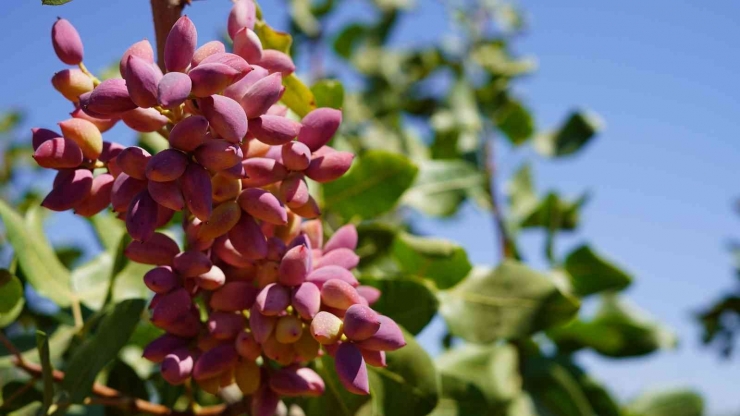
[0,0,720,415]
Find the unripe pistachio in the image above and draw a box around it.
[291,195,321,219]
[321,279,363,310]
[241,137,271,158]
[258,50,296,76]
[278,174,310,208]
[210,281,258,312]
[224,65,269,102]
[234,331,261,360]
[51,18,83,65]
[256,261,279,288]
[310,311,343,345]
[275,315,303,344]
[213,236,253,268]
[324,224,359,252]
[207,311,245,340]
[199,95,248,143]
[198,201,241,240]
[234,358,261,395]
[197,376,221,395]
[237,188,287,225]
[356,285,381,306]
[74,173,115,217]
[228,214,268,260]
[58,118,103,160]
[161,348,195,385]
[86,79,137,115]
[70,108,119,133]
[262,335,296,365]
[151,288,192,325]
[181,163,213,221]
[228,0,257,39]
[193,344,238,381]
[270,367,325,397]
[189,63,241,97]
[52,69,93,102]
[255,283,291,316]
[33,137,83,169]
[300,220,323,251]
[165,16,197,73]
[249,115,302,146]
[146,149,189,182]
[143,266,178,294]
[120,39,155,77]
[343,304,381,342]
[360,348,387,368]
[249,304,277,343]
[42,169,92,211]
[291,282,321,321]
[211,172,242,203]
[293,329,320,361]
[169,115,208,151]
[116,146,151,180]
[147,180,185,211]
[124,232,180,265]
[307,265,359,289]
[240,73,284,119]
[192,41,226,67]
[142,333,190,363]
[193,140,243,171]
[126,190,159,241]
[158,72,192,109]
[233,28,263,64]
[298,108,342,151]
[196,265,227,290]
[31,127,61,151]
[267,105,289,117]
[335,343,370,395]
[252,385,280,416]
[158,309,201,338]
[266,237,287,262]
[121,107,169,132]
[173,250,212,278]
[355,315,406,351]
[241,157,289,187]
[316,248,360,270]
[305,150,354,183]
[281,141,311,171]
[278,245,312,287]
[125,55,162,108]
[199,53,251,78]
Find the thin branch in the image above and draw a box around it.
[0,377,38,410]
[0,330,24,365]
[150,0,189,72]
[483,139,516,260]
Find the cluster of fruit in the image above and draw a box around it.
[32,1,405,414]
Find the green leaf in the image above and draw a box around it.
[534,111,602,158]
[0,270,24,328]
[403,160,487,217]
[439,262,580,343]
[437,344,521,410]
[0,110,23,133]
[548,294,676,357]
[302,354,369,416]
[496,99,534,146]
[106,360,149,408]
[0,325,76,367]
[254,21,292,54]
[138,131,169,155]
[391,232,472,290]
[507,162,538,222]
[563,245,632,297]
[366,328,439,416]
[333,23,368,59]
[523,357,594,416]
[472,43,536,77]
[311,80,345,109]
[61,299,146,403]
[282,74,317,118]
[356,222,398,269]
[71,253,113,311]
[560,362,621,416]
[42,0,73,5]
[429,374,490,416]
[626,389,703,416]
[89,211,125,252]
[1,382,43,412]
[323,150,418,220]
[359,276,438,334]
[36,331,54,414]
[0,201,73,307]
[111,261,151,303]
[290,0,321,36]
[521,192,589,231]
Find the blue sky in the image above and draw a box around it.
[0,0,739,414]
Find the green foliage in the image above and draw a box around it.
[36,331,54,414]
[403,160,488,217]
[439,262,580,343]
[564,245,632,297]
[61,299,145,403]
[534,111,603,158]
[282,74,317,117]
[312,80,345,109]
[303,354,370,416]
[323,150,418,220]
[391,232,472,290]
[41,0,73,5]
[360,275,438,334]
[0,269,24,327]
[626,389,703,416]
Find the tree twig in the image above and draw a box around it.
[150,0,189,72]
[483,139,516,260]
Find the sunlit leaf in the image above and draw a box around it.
[360,275,438,334]
[403,160,487,217]
[282,74,317,118]
[627,388,703,416]
[534,111,602,158]
[0,270,24,327]
[391,232,471,290]
[312,80,345,109]
[254,21,292,53]
[563,245,632,297]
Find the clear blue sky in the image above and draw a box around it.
[1,0,738,414]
